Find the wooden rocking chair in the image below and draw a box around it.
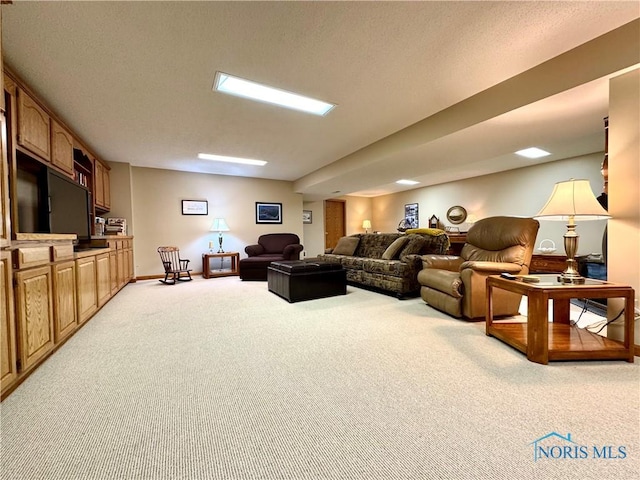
[157,246,192,284]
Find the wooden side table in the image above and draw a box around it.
[202,252,239,279]
[486,274,634,365]
[446,233,467,256]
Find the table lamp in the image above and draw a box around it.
[210,218,230,253]
[362,220,371,234]
[535,178,610,284]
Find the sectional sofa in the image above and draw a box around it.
[316,231,450,298]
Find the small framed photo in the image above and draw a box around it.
[182,200,208,215]
[404,203,419,228]
[302,210,312,224]
[256,202,282,224]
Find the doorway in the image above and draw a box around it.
[324,199,345,250]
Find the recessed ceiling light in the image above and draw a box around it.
[396,179,420,185]
[214,72,335,116]
[515,147,551,159]
[198,153,267,166]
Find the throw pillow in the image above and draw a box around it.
[331,236,360,256]
[398,235,428,257]
[381,236,409,260]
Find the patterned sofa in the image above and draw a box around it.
[316,231,449,298]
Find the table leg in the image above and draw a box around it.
[625,291,635,362]
[527,292,549,364]
[552,298,570,324]
[486,282,494,335]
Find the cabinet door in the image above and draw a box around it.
[53,260,77,342]
[1,251,17,394]
[94,160,105,208]
[117,249,125,289]
[17,88,51,161]
[51,120,74,176]
[109,251,118,295]
[14,265,54,372]
[126,247,133,282]
[103,167,111,210]
[96,253,111,307]
[76,256,97,324]
[0,115,10,247]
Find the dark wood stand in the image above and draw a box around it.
[486,274,634,364]
[202,252,239,279]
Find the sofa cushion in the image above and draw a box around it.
[399,234,428,258]
[362,258,408,277]
[332,236,360,255]
[381,236,409,260]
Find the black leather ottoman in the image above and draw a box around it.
[268,260,346,303]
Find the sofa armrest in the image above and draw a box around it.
[460,261,522,274]
[421,254,463,272]
[245,244,265,257]
[282,243,304,260]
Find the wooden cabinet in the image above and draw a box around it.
[1,115,9,247]
[117,247,126,289]
[1,251,17,394]
[531,254,568,274]
[76,256,98,324]
[14,265,54,372]
[94,160,110,211]
[51,120,74,176]
[17,88,51,161]
[446,233,467,256]
[52,260,77,343]
[109,249,118,295]
[96,252,111,307]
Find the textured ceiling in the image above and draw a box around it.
[2,2,639,200]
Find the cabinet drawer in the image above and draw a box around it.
[15,247,51,269]
[52,244,74,262]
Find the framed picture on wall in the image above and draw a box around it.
[256,202,282,224]
[302,210,312,224]
[404,203,419,228]
[181,200,208,215]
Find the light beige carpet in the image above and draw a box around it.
[1,277,638,480]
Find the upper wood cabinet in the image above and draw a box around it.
[0,116,9,247]
[94,159,111,211]
[17,88,51,162]
[51,120,74,177]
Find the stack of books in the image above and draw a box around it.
[105,217,127,235]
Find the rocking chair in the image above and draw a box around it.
[157,246,192,284]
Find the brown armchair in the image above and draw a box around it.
[239,233,304,280]
[417,216,539,320]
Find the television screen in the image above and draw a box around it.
[48,171,91,241]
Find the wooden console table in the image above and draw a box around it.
[486,274,634,365]
[202,252,239,279]
[530,254,567,273]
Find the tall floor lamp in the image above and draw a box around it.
[535,179,610,284]
[210,218,230,253]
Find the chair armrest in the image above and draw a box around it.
[282,244,304,260]
[460,261,522,274]
[245,244,265,257]
[421,254,463,272]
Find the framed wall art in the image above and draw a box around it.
[404,203,419,228]
[302,210,313,224]
[256,202,282,224]
[181,200,208,215]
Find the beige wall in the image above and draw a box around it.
[128,167,303,277]
[607,68,640,345]
[369,153,608,256]
[105,161,134,235]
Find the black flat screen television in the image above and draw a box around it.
[48,170,91,241]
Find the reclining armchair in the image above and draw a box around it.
[417,216,539,320]
[239,233,304,280]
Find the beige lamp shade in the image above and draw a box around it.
[362,220,372,229]
[535,179,610,221]
[210,218,230,232]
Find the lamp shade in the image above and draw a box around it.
[535,179,610,221]
[210,218,230,232]
[362,220,372,229]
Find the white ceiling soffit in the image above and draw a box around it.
[2,2,639,201]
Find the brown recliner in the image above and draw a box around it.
[239,233,303,280]
[417,216,539,320]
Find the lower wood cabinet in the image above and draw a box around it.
[96,252,111,307]
[14,265,54,372]
[1,251,17,394]
[52,260,77,343]
[76,256,98,324]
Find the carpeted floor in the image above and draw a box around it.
[1,277,638,480]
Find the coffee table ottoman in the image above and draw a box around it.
[268,260,346,303]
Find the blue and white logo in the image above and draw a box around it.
[529,432,627,462]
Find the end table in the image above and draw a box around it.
[202,252,239,279]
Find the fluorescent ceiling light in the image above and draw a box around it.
[198,153,267,166]
[214,72,335,116]
[515,147,551,159]
[396,179,420,185]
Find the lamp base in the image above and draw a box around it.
[557,272,586,284]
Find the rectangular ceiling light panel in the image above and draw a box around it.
[214,72,335,116]
[515,147,551,159]
[396,179,420,185]
[198,153,267,166]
